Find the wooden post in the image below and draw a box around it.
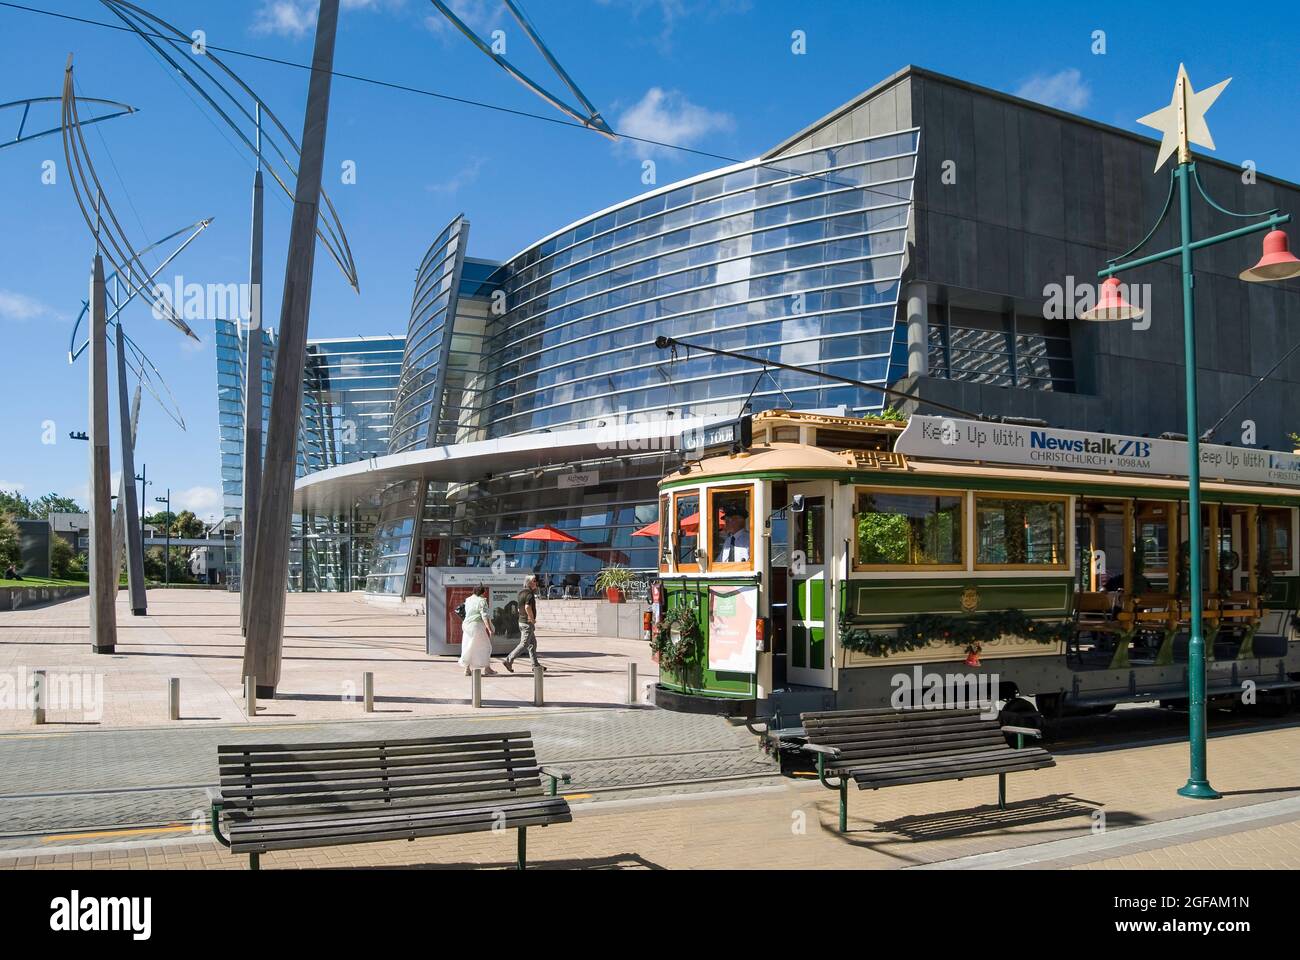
[1122,500,1134,592]
[1167,500,1179,596]
[1246,506,1258,595]
[1208,503,1220,597]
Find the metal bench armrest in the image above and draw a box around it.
[210,799,230,848]
[1000,725,1042,738]
[800,743,841,756]
[538,766,571,797]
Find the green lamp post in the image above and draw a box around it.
[1081,64,1300,799]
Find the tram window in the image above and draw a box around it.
[1261,508,1294,571]
[658,495,671,570]
[975,495,1067,568]
[855,490,963,568]
[674,491,700,569]
[799,497,826,566]
[710,487,753,567]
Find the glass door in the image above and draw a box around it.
[787,482,832,688]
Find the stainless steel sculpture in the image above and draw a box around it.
[100,0,359,291]
[1,95,136,150]
[244,0,343,696]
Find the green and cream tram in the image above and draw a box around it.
[651,410,1300,726]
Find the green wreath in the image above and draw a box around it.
[651,605,701,676]
[839,608,1076,658]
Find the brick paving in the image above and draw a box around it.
[0,590,660,730]
[2,720,1297,870]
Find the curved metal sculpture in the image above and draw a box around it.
[99,0,360,292]
[61,57,199,343]
[1,95,136,150]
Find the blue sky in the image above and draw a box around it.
[1,0,1297,521]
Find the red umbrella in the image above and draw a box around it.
[632,514,698,538]
[511,524,580,543]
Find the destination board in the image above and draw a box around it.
[895,416,1300,488]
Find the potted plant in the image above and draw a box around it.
[595,564,634,603]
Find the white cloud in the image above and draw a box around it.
[0,482,25,493]
[426,156,486,195]
[173,485,223,519]
[0,289,64,324]
[1015,68,1091,112]
[423,0,502,39]
[616,87,734,160]
[252,0,394,39]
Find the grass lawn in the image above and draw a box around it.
[0,576,89,588]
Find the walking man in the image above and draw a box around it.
[503,574,542,672]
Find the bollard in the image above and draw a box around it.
[32,669,46,725]
[244,675,257,718]
[533,662,544,707]
[363,671,374,713]
[627,662,638,705]
[471,669,482,708]
[168,677,180,721]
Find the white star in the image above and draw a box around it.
[1136,64,1231,172]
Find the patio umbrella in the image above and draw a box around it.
[511,524,580,576]
[511,525,580,543]
[632,514,699,538]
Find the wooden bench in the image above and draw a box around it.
[800,708,1054,832]
[210,731,572,870]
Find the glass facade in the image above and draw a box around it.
[214,320,405,591]
[430,128,921,588]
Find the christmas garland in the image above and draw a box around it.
[651,605,701,676]
[839,608,1077,658]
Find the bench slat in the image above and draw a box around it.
[217,731,534,754]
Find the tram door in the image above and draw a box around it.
[787,482,832,688]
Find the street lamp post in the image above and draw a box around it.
[1081,65,1300,799]
[155,489,171,589]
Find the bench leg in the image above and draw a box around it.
[839,780,848,833]
[517,827,527,871]
[249,852,260,871]
[997,773,1006,811]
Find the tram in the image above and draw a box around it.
[651,409,1300,727]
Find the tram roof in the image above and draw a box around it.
[662,411,1300,504]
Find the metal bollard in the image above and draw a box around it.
[32,669,46,725]
[627,662,638,705]
[244,675,257,717]
[363,671,374,712]
[533,662,544,707]
[471,669,482,708]
[168,677,180,721]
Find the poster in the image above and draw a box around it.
[708,584,758,673]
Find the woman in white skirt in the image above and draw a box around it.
[458,585,497,676]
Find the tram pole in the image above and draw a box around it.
[1081,65,1298,800]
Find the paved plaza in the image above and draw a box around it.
[1,591,1299,871]
[0,590,659,729]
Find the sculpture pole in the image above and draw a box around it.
[111,380,142,603]
[241,105,265,635]
[114,319,147,615]
[244,0,340,696]
[89,248,117,653]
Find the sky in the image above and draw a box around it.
[1,0,1297,523]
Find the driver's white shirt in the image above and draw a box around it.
[716,528,750,562]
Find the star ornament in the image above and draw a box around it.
[1136,64,1231,172]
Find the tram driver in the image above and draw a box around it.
[715,502,751,563]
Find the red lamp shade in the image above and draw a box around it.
[1079,276,1144,322]
[1240,229,1300,282]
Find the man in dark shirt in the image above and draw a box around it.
[503,574,542,672]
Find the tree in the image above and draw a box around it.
[0,490,34,520]
[0,513,20,569]
[172,510,205,540]
[32,493,84,519]
[50,535,75,578]
[143,511,175,532]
